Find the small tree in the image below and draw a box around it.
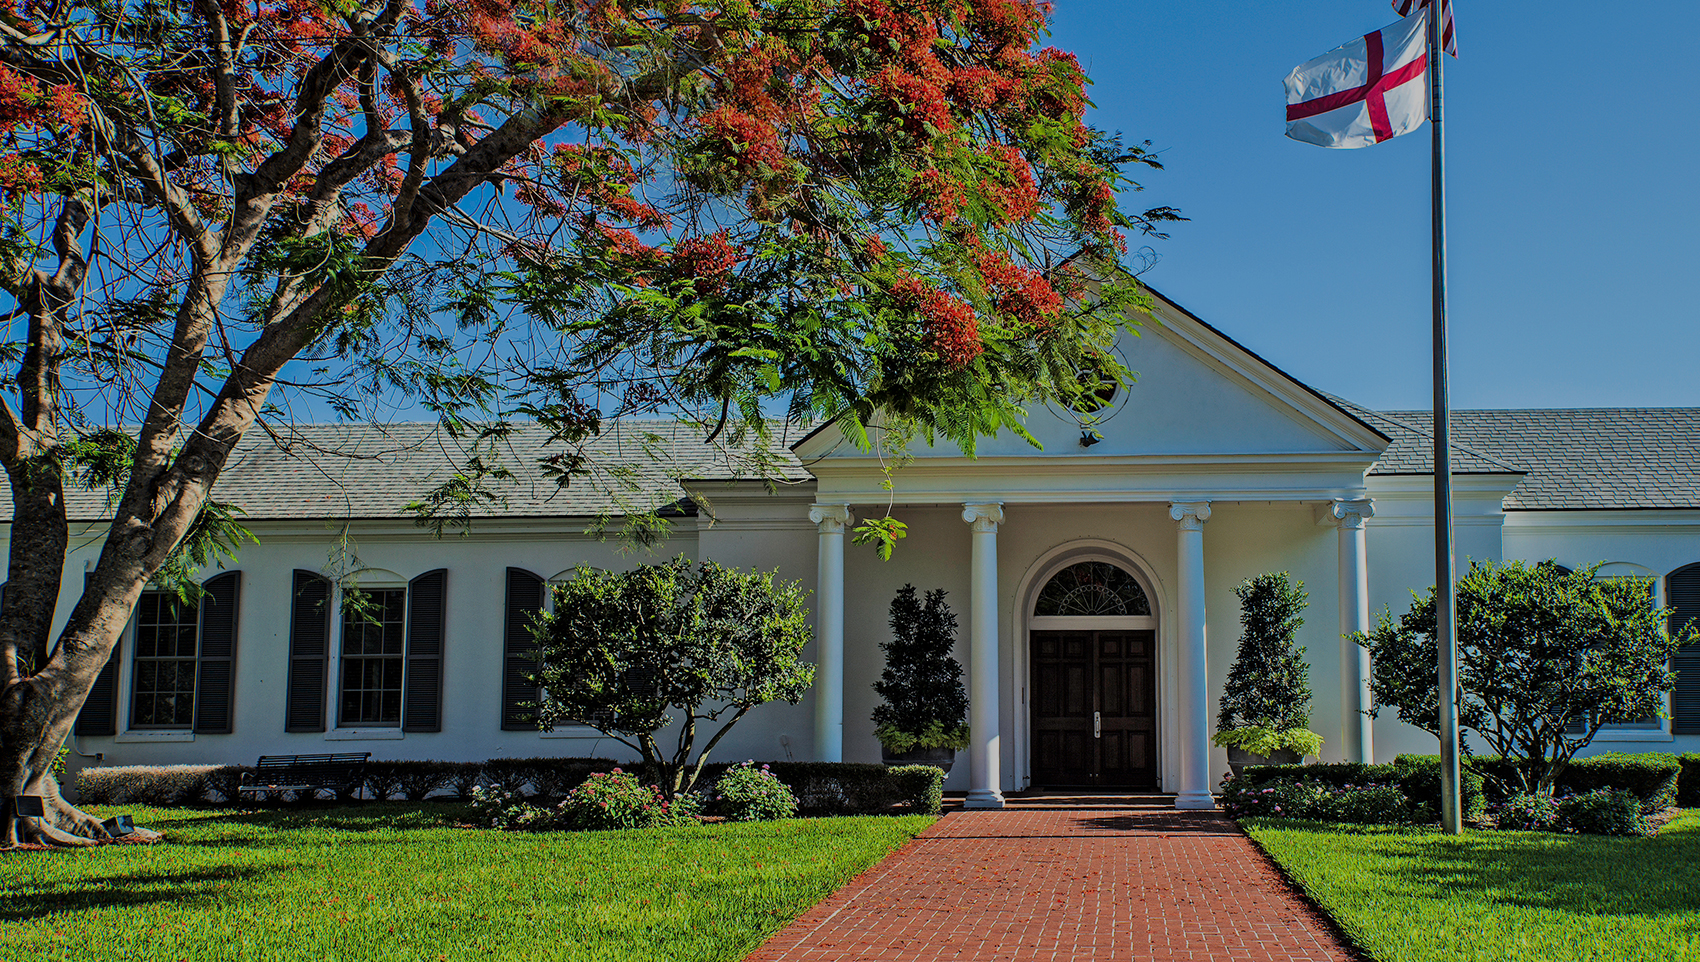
[1213,573,1322,758]
[1355,560,1691,795]
[872,586,970,753]
[532,558,813,799]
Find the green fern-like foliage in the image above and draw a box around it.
[872,586,970,751]
[1217,573,1312,732]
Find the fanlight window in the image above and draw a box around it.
[1034,562,1150,617]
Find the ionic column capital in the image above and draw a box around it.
[1317,498,1376,530]
[1168,500,1212,530]
[961,502,1005,532]
[808,503,854,533]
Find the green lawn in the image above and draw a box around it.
[1,803,932,962]
[1244,812,1700,962]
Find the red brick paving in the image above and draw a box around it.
[744,806,1356,962]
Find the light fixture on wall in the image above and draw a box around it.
[1079,430,1102,448]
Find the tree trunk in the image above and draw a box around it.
[0,660,159,847]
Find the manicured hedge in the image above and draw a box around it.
[74,756,945,816]
[1235,758,1488,822]
[1562,753,1680,812]
[1681,754,1700,807]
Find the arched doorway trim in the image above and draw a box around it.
[1010,540,1168,792]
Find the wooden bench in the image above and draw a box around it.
[238,753,371,799]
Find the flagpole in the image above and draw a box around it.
[1428,4,1464,836]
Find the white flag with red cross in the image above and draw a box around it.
[1285,9,1429,149]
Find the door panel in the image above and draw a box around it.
[1030,629,1156,789]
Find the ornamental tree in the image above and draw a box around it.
[1212,573,1320,758]
[871,584,969,753]
[0,0,1171,846]
[1354,560,1692,796]
[530,558,814,799]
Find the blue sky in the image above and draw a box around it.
[1049,1,1700,410]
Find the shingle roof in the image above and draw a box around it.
[1326,396,1527,475]
[10,403,1698,522]
[17,420,811,524]
[1337,400,1700,511]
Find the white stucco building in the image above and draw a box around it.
[27,289,1700,809]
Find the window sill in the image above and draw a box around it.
[1590,729,1672,743]
[324,728,405,741]
[115,730,195,743]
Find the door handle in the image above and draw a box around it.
[1094,711,1101,738]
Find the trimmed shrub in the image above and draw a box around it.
[1325,784,1411,824]
[1234,762,1396,789]
[205,765,253,804]
[1558,787,1649,836]
[393,760,452,801]
[1220,777,1331,819]
[480,758,536,795]
[713,762,798,821]
[1391,755,1489,822]
[762,762,905,815]
[1496,792,1561,831]
[558,769,688,831]
[889,765,946,815]
[1681,754,1700,807]
[361,761,407,801]
[447,761,485,800]
[1563,753,1679,812]
[75,765,218,805]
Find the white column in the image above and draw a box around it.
[962,502,1006,809]
[809,503,853,763]
[1326,499,1376,763]
[1169,501,1214,810]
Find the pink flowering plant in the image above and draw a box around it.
[557,769,698,831]
[711,762,798,822]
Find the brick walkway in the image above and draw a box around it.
[744,805,1356,962]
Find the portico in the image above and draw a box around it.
[795,291,1394,809]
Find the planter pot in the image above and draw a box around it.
[881,746,956,774]
[1225,746,1303,781]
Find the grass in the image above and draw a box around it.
[1243,811,1700,962]
[0,803,932,962]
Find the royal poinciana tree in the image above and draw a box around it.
[0,0,1172,845]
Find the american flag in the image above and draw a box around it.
[1393,0,1457,57]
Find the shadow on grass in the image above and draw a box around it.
[0,866,279,923]
[1258,817,1700,919]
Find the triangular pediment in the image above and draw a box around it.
[793,286,1388,463]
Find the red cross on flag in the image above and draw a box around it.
[1285,9,1429,149]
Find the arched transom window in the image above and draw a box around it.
[1033,562,1150,617]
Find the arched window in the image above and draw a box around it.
[1670,563,1700,735]
[1033,562,1150,617]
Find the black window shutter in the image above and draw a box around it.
[503,568,546,730]
[286,570,332,733]
[403,569,447,732]
[194,571,242,734]
[74,571,121,736]
[1670,564,1700,734]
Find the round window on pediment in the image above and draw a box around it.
[1068,366,1120,415]
[1033,561,1150,617]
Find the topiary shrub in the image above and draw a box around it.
[712,762,798,821]
[889,765,945,815]
[872,586,970,755]
[557,769,689,831]
[1496,792,1561,831]
[1213,573,1322,760]
[1558,788,1649,836]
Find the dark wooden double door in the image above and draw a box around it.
[1031,630,1157,789]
